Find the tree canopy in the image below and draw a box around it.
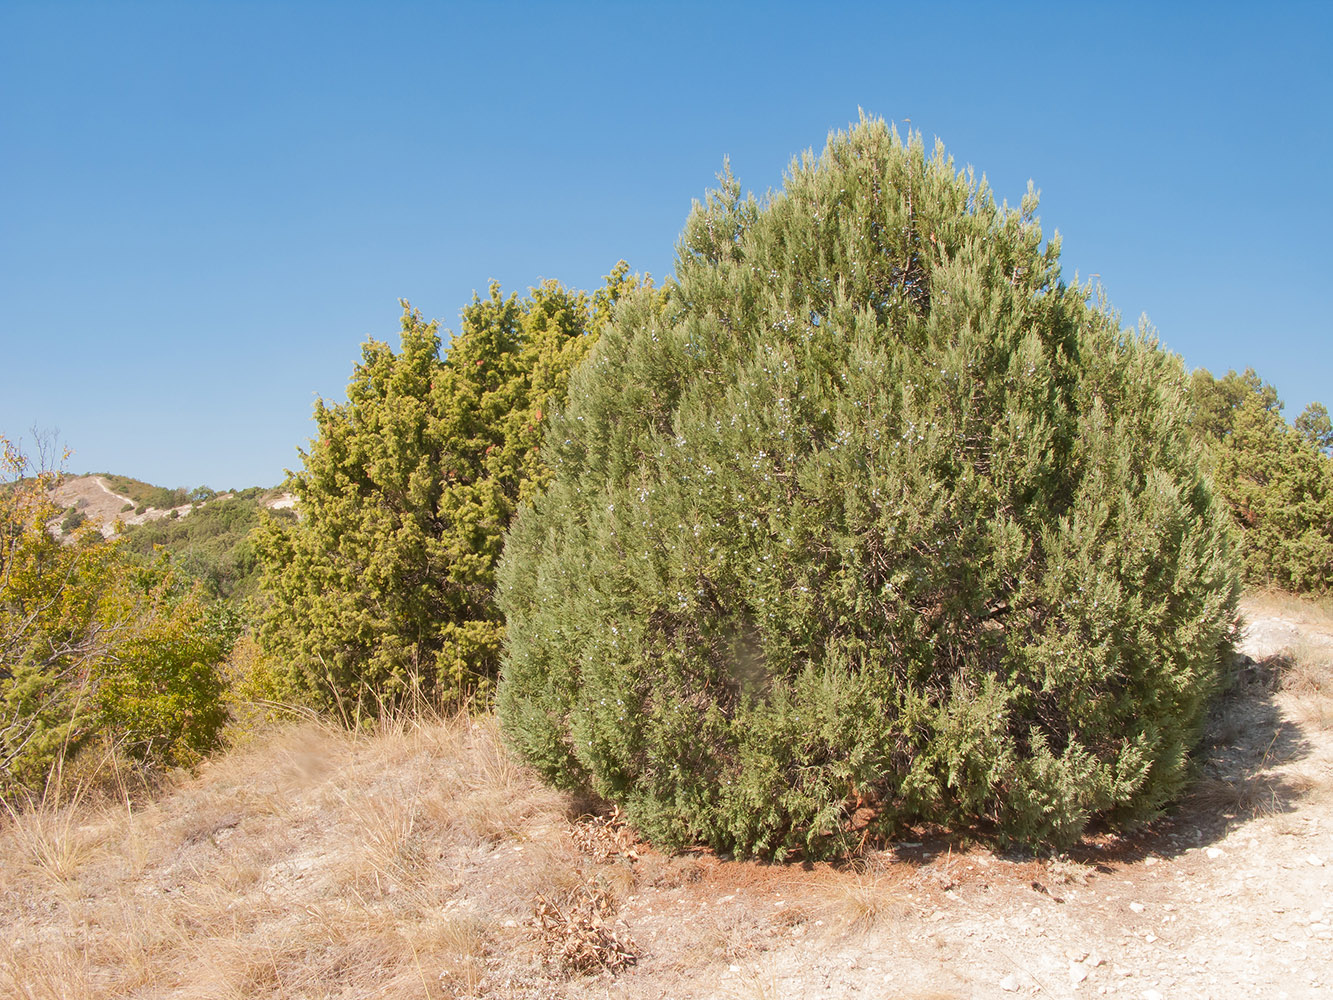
[1188,368,1333,592]
[497,118,1241,856]
[255,268,646,715]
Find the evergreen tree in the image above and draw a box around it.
[1188,369,1333,591]
[1295,402,1333,455]
[497,118,1241,856]
[255,268,641,715]
[1187,367,1280,444]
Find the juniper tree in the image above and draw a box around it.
[497,118,1241,856]
[255,268,640,715]
[1295,402,1333,455]
[1188,368,1333,591]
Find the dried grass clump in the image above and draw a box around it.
[813,859,914,933]
[532,879,637,975]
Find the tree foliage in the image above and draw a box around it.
[255,268,643,716]
[497,118,1241,857]
[1,436,232,794]
[1188,368,1333,591]
[1295,402,1333,455]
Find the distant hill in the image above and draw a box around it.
[48,474,296,600]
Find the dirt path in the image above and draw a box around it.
[91,475,135,508]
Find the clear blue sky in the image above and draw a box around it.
[2,1,1329,489]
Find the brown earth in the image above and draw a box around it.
[48,475,196,537]
[1,592,1330,999]
[46,475,296,538]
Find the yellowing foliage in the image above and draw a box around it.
[0,435,231,794]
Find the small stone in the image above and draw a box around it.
[1070,962,1089,983]
[1145,857,1158,866]
[1143,991,1164,1000]
[1000,973,1021,992]
[1307,855,1325,867]
[1206,847,1223,859]
[1129,902,1146,913]
[1145,933,1158,943]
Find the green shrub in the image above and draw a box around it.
[255,269,645,717]
[118,490,269,601]
[497,118,1241,857]
[2,442,233,794]
[89,562,233,767]
[1188,368,1333,593]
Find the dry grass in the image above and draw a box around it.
[1242,589,1333,629]
[0,711,579,1000]
[718,959,783,1000]
[807,856,915,934]
[1275,640,1333,730]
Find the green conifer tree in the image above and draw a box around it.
[1295,402,1333,455]
[497,118,1241,856]
[255,268,641,715]
[1188,369,1333,591]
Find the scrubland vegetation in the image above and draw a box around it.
[4,116,1333,878]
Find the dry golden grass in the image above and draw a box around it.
[1275,640,1333,731]
[818,865,915,933]
[1242,588,1333,629]
[0,711,580,1000]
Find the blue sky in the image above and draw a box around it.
[2,1,1329,489]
